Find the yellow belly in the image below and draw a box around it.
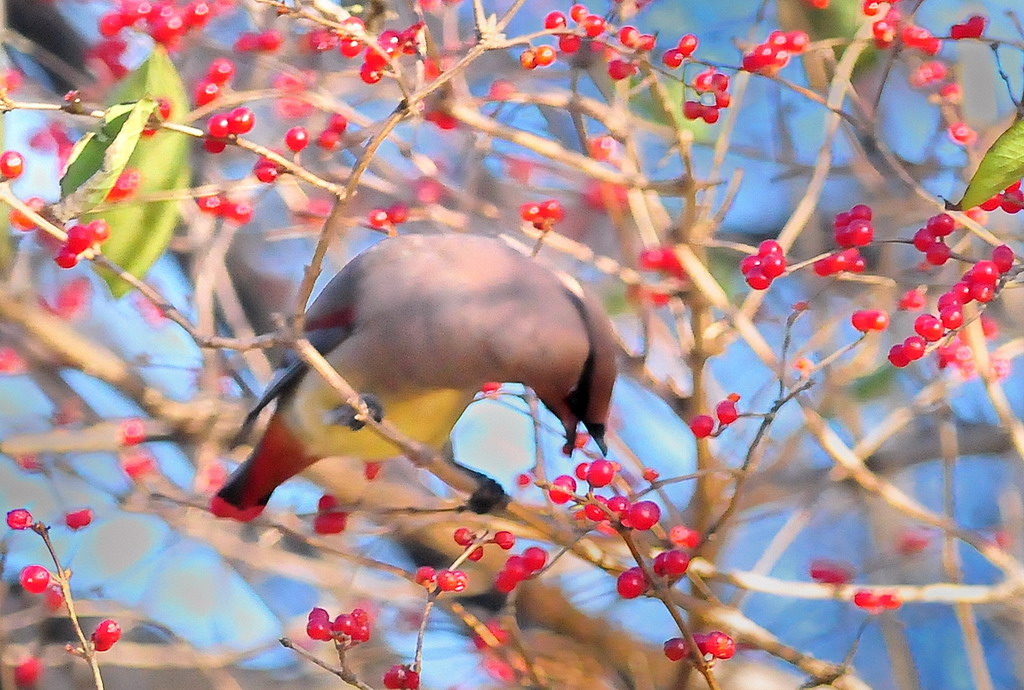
[288,383,474,460]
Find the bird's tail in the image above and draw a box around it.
[211,412,318,521]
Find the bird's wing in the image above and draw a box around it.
[234,262,364,442]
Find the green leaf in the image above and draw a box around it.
[953,118,1024,211]
[57,99,156,221]
[85,47,190,298]
[851,366,895,401]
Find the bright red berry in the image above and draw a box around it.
[64,508,93,530]
[616,567,647,598]
[626,501,661,531]
[0,150,24,179]
[690,414,715,438]
[91,619,122,651]
[435,569,468,592]
[228,107,255,135]
[19,565,50,594]
[6,508,32,530]
[586,459,616,487]
[13,657,42,688]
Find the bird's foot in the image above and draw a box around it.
[324,393,384,430]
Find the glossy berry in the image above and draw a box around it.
[285,126,309,152]
[664,637,689,661]
[0,150,24,179]
[616,567,647,598]
[207,57,235,84]
[703,631,736,659]
[91,619,121,651]
[626,501,661,531]
[544,11,567,29]
[548,475,577,504]
[715,400,738,425]
[207,114,231,138]
[586,459,616,487]
[914,314,944,342]
[652,549,690,577]
[19,565,50,594]
[228,107,255,135]
[383,665,420,689]
[493,530,515,550]
[851,309,889,332]
[6,508,32,529]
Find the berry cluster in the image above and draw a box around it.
[194,194,254,225]
[852,590,902,614]
[867,4,940,55]
[234,30,285,53]
[689,394,741,439]
[451,526,516,561]
[977,180,1024,214]
[663,631,736,663]
[383,664,420,689]
[204,107,256,152]
[519,199,564,231]
[195,57,235,107]
[306,606,371,644]
[54,220,111,269]
[316,114,350,151]
[911,212,956,266]
[935,318,1008,379]
[313,494,348,534]
[950,15,986,40]
[740,240,786,290]
[91,619,122,652]
[741,30,809,74]
[356,23,424,84]
[368,204,410,233]
[662,34,699,69]
[495,546,547,592]
[888,245,1014,368]
[98,0,215,49]
[683,68,730,124]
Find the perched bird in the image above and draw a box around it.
[213,234,617,520]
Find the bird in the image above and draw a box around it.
[212,234,618,521]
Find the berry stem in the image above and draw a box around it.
[279,637,375,690]
[32,522,105,690]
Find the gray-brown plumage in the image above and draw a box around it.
[214,234,617,519]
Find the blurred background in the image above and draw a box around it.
[3,0,1024,688]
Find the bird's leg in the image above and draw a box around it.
[441,442,509,514]
[323,393,385,430]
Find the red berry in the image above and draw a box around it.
[888,344,910,368]
[913,314,944,342]
[652,549,690,577]
[703,631,735,659]
[669,525,701,548]
[586,459,616,487]
[91,619,121,652]
[0,150,24,179]
[715,400,738,425]
[327,115,348,136]
[228,107,255,135]
[415,566,435,586]
[548,475,577,504]
[939,307,963,330]
[493,530,515,550]
[903,335,926,361]
[616,567,647,598]
[689,414,715,438]
[809,558,853,584]
[453,526,474,546]
[626,500,661,531]
[206,113,231,138]
[207,57,235,84]
[581,14,605,37]
[64,508,93,530]
[19,565,50,594]
[313,511,348,534]
[664,637,688,661]
[662,49,684,69]
[607,59,637,80]
[120,418,146,446]
[569,4,588,22]
[383,664,419,689]
[13,657,42,688]
[306,618,332,641]
[435,569,468,592]
[992,244,1015,273]
[284,126,309,152]
[522,546,547,572]
[6,508,33,529]
[534,45,556,67]
[677,34,699,57]
[851,309,889,332]
[544,11,567,29]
